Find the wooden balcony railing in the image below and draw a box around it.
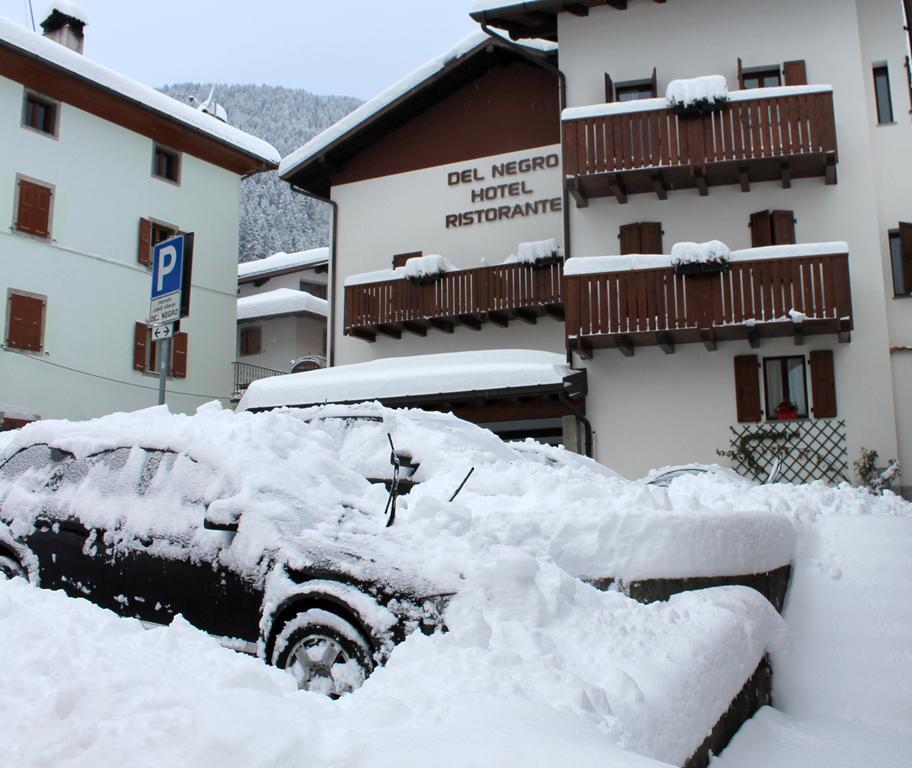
[563,87,838,204]
[564,250,853,357]
[344,261,564,341]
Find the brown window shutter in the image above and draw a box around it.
[771,210,796,245]
[737,57,745,89]
[7,293,44,351]
[639,222,663,254]
[809,350,837,418]
[16,179,52,238]
[900,222,912,294]
[734,355,761,422]
[133,322,148,370]
[604,72,615,103]
[138,218,153,265]
[783,60,808,86]
[241,326,261,354]
[650,66,658,98]
[172,332,188,378]
[392,251,421,269]
[619,223,642,255]
[749,210,773,247]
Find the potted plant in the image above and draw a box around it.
[666,75,729,116]
[670,240,731,276]
[774,401,799,420]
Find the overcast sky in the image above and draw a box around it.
[2,0,480,99]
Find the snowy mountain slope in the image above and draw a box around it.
[159,83,361,262]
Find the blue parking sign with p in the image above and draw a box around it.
[151,237,184,300]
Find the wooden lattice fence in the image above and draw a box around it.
[723,419,848,484]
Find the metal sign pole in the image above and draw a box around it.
[157,337,171,405]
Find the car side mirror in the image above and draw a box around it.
[203,503,241,533]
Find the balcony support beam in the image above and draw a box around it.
[606,0,628,8]
[739,165,750,192]
[838,318,851,343]
[657,332,675,355]
[566,3,589,15]
[781,160,792,189]
[402,321,428,337]
[377,323,402,340]
[516,308,539,325]
[616,336,634,357]
[457,314,483,331]
[651,173,668,200]
[701,329,717,351]
[429,318,454,334]
[488,310,511,328]
[575,338,593,360]
[747,328,760,349]
[609,175,628,204]
[825,153,838,185]
[568,177,589,208]
[544,303,565,321]
[350,327,377,343]
[694,168,708,197]
[793,324,804,346]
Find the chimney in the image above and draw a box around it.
[40,2,88,54]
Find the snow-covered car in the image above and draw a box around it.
[0,403,794,697]
[640,463,752,487]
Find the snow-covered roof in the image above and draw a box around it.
[279,30,556,180]
[564,242,850,276]
[237,288,328,322]
[42,1,87,24]
[0,17,279,167]
[238,350,575,411]
[563,84,833,121]
[237,247,329,281]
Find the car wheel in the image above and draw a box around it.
[0,554,26,580]
[271,608,373,697]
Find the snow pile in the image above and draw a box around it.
[665,75,728,113]
[237,247,329,281]
[670,240,731,266]
[404,253,454,282]
[239,350,573,410]
[505,238,563,265]
[237,288,328,320]
[43,0,88,24]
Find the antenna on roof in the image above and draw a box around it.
[27,0,36,31]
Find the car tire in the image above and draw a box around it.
[0,554,26,580]
[271,608,373,697]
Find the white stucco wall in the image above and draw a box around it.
[0,75,242,420]
[331,144,565,366]
[555,0,901,479]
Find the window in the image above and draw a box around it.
[133,322,188,378]
[749,210,795,247]
[608,68,657,102]
[239,326,261,355]
[873,65,894,124]
[763,356,808,420]
[392,251,421,269]
[6,290,46,352]
[22,92,58,136]
[890,223,912,296]
[15,177,53,238]
[743,67,781,89]
[299,280,327,300]
[152,145,180,183]
[618,222,663,254]
[138,218,178,266]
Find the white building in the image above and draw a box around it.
[234,248,328,397]
[0,6,279,428]
[249,1,910,497]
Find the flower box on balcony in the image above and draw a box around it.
[674,261,729,276]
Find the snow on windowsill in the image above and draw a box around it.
[562,84,833,121]
[564,242,849,276]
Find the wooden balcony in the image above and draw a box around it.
[563,87,838,204]
[344,261,564,341]
[564,249,853,357]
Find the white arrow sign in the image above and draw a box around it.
[151,323,174,341]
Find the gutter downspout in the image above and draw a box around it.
[291,182,338,368]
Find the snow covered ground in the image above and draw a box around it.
[1,406,910,766]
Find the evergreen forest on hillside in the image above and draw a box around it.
[160,83,361,262]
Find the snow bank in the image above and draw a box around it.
[237,288,328,321]
[564,242,849,276]
[238,247,328,280]
[505,238,563,265]
[670,240,731,266]
[665,75,728,109]
[0,17,279,165]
